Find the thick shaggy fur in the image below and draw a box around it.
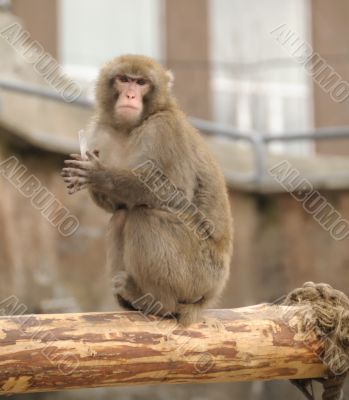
[87,55,233,326]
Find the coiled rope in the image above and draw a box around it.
[283,282,348,400]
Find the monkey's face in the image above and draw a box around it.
[113,74,151,125]
[95,55,175,129]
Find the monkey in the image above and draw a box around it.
[61,54,233,326]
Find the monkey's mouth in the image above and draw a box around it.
[118,105,139,111]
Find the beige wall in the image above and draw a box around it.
[164,0,211,119]
[223,190,349,308]
[311,0,349,155]
[12,0,58,59]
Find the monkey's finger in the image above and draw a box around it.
[61,170,72,177]
[64,176,90,185]
[67,180,90,189]
[67,184,81,194]
[69,153,83,160]
[61,170,80,178]
[67,182,80,189]
[64,160,92,170]
[61,167,89,177]
[61,172,83,180]
[64,159,87,167]
[62,176,73,183]
[68,188,79,195]
[67,186,80,195]
[86,150,100,162]
[64,178,87,189]
[68,183,88,194]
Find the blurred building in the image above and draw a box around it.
[10,0,349,156]
[0,1,348,399]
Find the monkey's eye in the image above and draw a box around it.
[119,75,129,83]
[136,78,146,86]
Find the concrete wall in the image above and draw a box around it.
[311,0,349,155]
[224,190,349,309]
[12,0,58,58]
[165,0,211,119]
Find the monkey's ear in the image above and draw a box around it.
[166,70,174,90]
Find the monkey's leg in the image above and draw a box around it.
[113,273,146,311]
[123,208,228,325]
[107,210,162,316]
[107,209,132,311]
[175,275,229,327]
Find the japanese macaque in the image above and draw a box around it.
[62,55,233,326]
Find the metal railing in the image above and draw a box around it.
[0,78,349,187]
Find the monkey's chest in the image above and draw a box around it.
[100,139,131,169]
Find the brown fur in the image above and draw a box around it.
[63,55,233,326]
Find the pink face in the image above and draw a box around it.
[114,75,151,122]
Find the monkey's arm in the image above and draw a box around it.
[88,189,119,213]
[62,152,164,208]
[90,167,163,207]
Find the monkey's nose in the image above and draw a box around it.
[127,93,136,99]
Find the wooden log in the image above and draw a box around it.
[0,304,325,394]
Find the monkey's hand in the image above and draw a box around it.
[61,150,104,195]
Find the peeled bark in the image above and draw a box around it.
[0,304,325,394]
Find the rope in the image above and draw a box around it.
[321,373,346,400]
[282,282,349,400]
